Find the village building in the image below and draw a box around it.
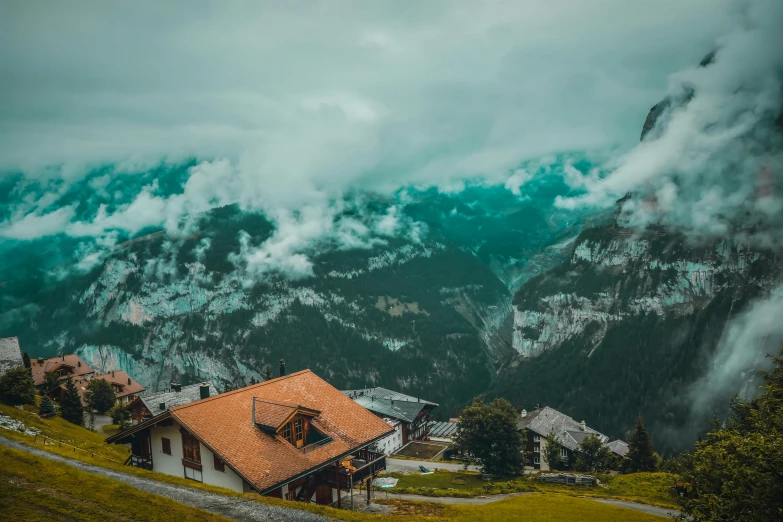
[342,387,437,453]
[31,354,95,389]
[126,382,219,425]
[107,367,393,505]
[606,439,629,458]
[517,406,609,470]
[89,370,146,405]
[0,337,24,377]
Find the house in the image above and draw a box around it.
[606,439,629,458]
[30,354,94,389]
[427,420,458,444]
[106,367,393,505]
[342,387,438,450]
[89,370,146,405]
[517,406,609,470]
[371,418,404,456]
[0,337,24,377]
[126,382,219,425]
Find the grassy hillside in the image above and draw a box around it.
[0,445,229,522]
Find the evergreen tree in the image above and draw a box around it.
[625,415,657,472]
[22,352,31,373]
[262,364,274,381]
[542,430,564,470]
[85,378,116,414]
[38,396,57,418]
[573,434,614,472]
[60,378,84,425]
[0,367,37,406]
[679,351,783,521]
[454,397,525,476]
[249,377,257,385]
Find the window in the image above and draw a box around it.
[533,456,540,465]
[181,430,201,464]
[213,454,225,473]
[161,437,172,455]
[533,435,540,442]
[561,447,568,458]
[283,423,292,442]
[294,418,303,442]
[533,444,540,453]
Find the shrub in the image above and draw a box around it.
[0,367,37,406]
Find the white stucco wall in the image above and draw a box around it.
[148,419,245,492]
[371,419,403,455]
[539,437,549,471]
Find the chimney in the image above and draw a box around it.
[127,377,131,385]
[62,355,65,361]
[171,382,181,392]
[199,383,210,400]
[159,402,166,411]
[37,358,44,364]
[279,359,286,377]
[580,420,586,431]
[78,361,81,367]
[520,409,527,418]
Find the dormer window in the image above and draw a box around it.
[253,399,330,450]
[294,418,303,444]
[283,423,292,442]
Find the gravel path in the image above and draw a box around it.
[385,457,480,473]
[0,435,329,522]
[592,498,680,519]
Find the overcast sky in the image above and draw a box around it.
[1,0,735,187]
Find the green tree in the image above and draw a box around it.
[625,415,657,472]
[262,364,274,381]
[454,397,525,476]
[38,396,57,418]
[542,431,564,471]
[42,371,61,394]
[22,352,31,374]
[60,378,84,425]
[84,378,116,414]
[0,367,37,406]
[108,403,131,429]
[573,434,613,472]
[678,352,783,521]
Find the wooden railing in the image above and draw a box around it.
[126,454,153,470]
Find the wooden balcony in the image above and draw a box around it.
[323,449,386,489]
[125,454,153,470]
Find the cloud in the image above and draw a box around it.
[557,0,783,246]
[0,206,75,239]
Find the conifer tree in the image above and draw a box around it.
[60,378,84,425]
[625,415,657,472]
[0,367,37,406]
[262,364,274,381]
[39,396,57,418]
[22,352,31,373]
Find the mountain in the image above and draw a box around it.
[0,175,599,416]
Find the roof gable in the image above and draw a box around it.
[30,354,94,386]
[518,406,608,451]
[342,387,438,423]
[139,382,219,414]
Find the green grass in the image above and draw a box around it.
[384,470,532,498]
[102,424,122,436]
[532,472,679,509]
[0,445,230,522]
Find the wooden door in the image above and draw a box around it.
[315,484,332,505]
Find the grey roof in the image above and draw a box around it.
[342,387,438,423]
[427,420,458,439]
[139,382,219,415]
[517,406,608,452]
[606,439,629,457]
[0,337,23,376]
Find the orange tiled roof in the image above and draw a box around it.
[30,354,94,386]
[91,370,146,398]
[253,400,298,431]
[170,370,394,493]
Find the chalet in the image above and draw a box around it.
[126,382,219,425]
[606,439,629,458]
[342,387,437,452]
[0,337,23,377]
[88,370,146,405]
[106,366,393,505]
[30,354,94,389]
[517,406,609,470]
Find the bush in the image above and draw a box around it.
[109,403,131,429]
[0,367,37,406]
[85,378,116,414]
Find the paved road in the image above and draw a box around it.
[593,498,680,519]
[0,435,327,522]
